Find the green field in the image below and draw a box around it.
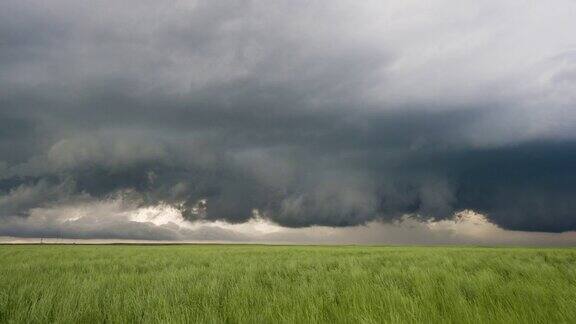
[1,245,576,323]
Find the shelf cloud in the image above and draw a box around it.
[1,0,576,242]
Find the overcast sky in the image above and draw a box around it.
[1,0,576,244]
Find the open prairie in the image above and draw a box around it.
[1,245,575,323]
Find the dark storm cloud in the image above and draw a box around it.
[1,0,576,238]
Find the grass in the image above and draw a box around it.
[0,245,575,323]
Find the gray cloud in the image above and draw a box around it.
[2,203,576,246]
[1,0,576,239]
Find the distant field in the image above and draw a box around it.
[1,245,575,323]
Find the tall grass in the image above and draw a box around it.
[1,245,575,323]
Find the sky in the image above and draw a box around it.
[1,0,576,245]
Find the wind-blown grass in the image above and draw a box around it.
[1,245,575,323]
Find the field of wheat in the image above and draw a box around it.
[1,245,575,323]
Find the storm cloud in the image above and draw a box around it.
[1,0,576,240]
